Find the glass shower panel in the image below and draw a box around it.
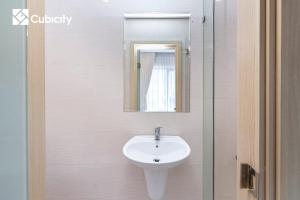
[0,0,28,200]
[203,0,214,199]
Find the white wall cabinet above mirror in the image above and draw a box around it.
[123,13,191,112]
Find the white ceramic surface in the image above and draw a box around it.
[123,135,191,200]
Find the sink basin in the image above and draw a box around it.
[123,135,191,168]
[123,135,191,200]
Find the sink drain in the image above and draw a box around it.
[153,158,160,163]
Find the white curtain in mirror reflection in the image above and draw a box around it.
[139,52,176,112]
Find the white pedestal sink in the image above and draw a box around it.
[123,135,191,200]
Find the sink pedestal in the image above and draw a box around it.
[123,136,191,200]
[144,169,168,200]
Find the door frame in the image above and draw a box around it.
[27,0,45,199]
[261,0,281,199]
[265,0,282,199]
[265,0,277,199]
[264,0,284,198]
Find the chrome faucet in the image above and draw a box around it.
[154,127,162,141]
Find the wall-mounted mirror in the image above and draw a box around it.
[123,13,191,112]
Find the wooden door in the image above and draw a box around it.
[236,0,265,199]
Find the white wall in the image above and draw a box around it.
[45,0,203,199]
[214,0,237,199]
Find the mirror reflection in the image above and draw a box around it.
[133,43,181,112]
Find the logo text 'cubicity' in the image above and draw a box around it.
[12,9,72,26]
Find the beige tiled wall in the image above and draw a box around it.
[45,0,204,199]
[214,0,237,199]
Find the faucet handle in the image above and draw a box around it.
[155,127,163,132]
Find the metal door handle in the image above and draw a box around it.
[240,163,260,198]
